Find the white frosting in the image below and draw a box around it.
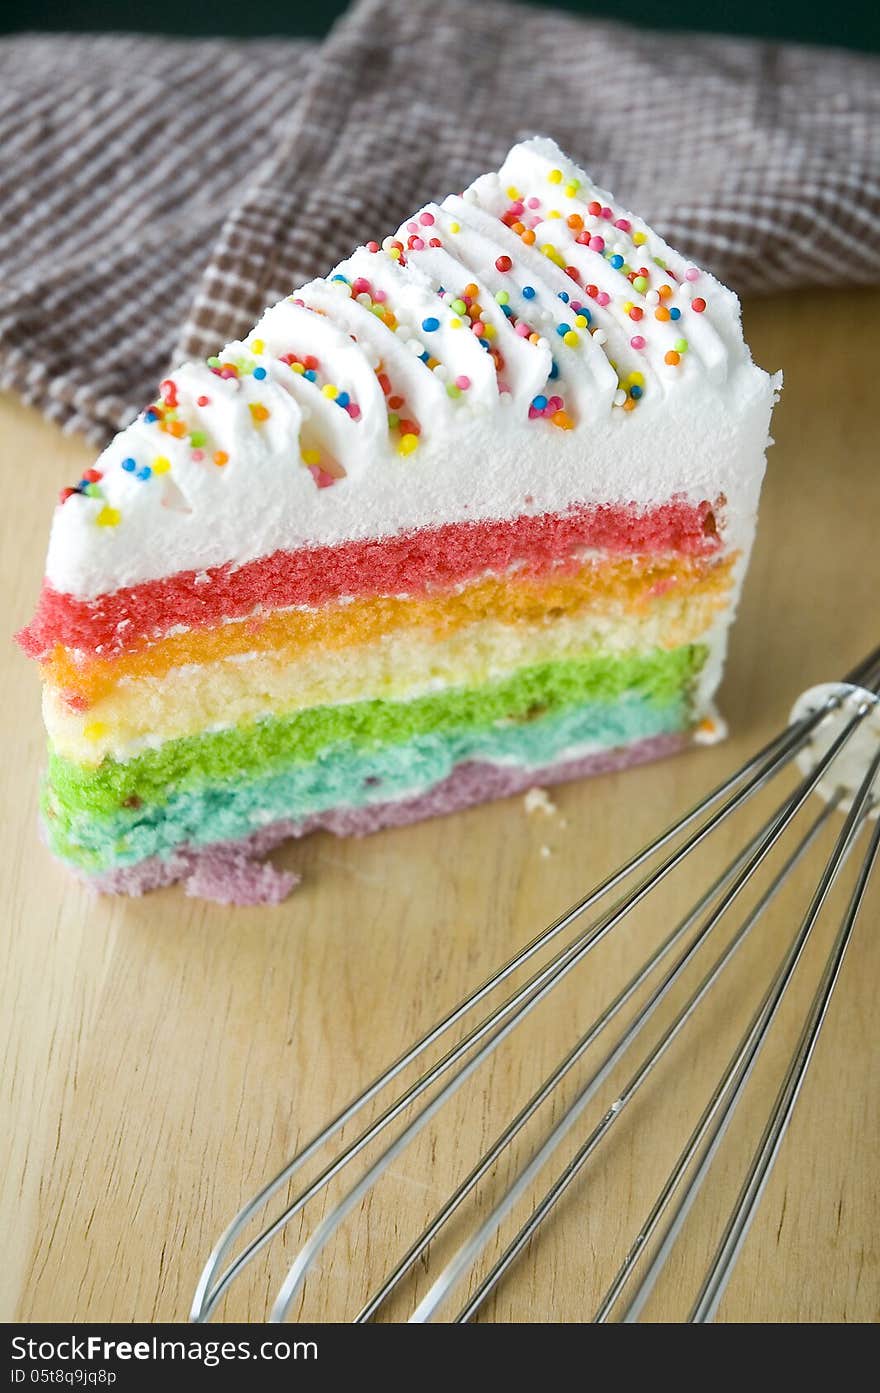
[44,137,780,599]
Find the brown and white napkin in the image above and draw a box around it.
[1,0,878,444]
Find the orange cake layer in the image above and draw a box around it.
[45,551,738,711]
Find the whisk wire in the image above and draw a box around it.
[416,707,872,1322]
[620,745,880,1321]
[355,812,775,1322]
[461,795,842,1325]
[196,702,823,1320]
[273,694,870,1322]
[689,778,880,1322]
[192,649,880,1323]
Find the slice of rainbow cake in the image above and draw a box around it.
[19,138,780,904]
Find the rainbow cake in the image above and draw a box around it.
[18,138,779,904]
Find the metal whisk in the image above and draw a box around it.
[192,645,880,1323]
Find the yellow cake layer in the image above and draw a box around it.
[46,584,730,765]
[43,551,737,710]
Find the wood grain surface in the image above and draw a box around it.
[2,288,878,1324]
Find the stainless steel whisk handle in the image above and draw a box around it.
[790,680,880,816]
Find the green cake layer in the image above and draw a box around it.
[44,644,706,873]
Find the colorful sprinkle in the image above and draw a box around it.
[495,255,513,272]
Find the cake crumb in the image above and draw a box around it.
[694,712,729,746]
[539,845,552,859]
[524,786,557,816]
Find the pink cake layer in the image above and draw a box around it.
[81,732,688,905]
[20,498,722,661]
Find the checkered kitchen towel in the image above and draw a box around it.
[1,0,878,444]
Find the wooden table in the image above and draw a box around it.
[3,289,878,1324]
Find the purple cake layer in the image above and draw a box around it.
[83,732,689,905]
